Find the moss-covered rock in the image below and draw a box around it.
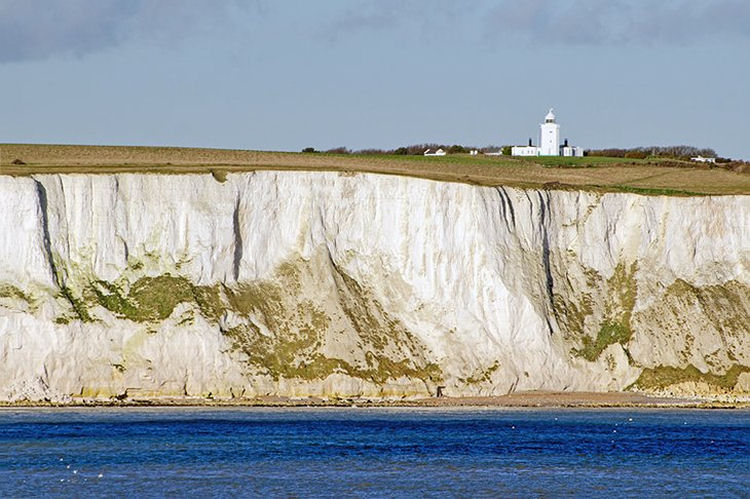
[555,261,638,362]
[89,274,224,323]
[634,364,750,392]
[222,258,442,385]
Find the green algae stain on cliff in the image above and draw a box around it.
[0,284,34,304]
[0,284,38,314]
[624,277,750,393]
[333,268,443,384]
[552,260,638,362]
[224,317,354,382]
[35,250,442,387]
[222,279,333,381]
[575,262,637,361]
[462,361,501,385]
[210,169,228,183]
[225,280,286,324]
[222,257,442,385]
[553,293,593,340]
[633,278,750,370]
[121,275,192,321]
[649,279,749,336]
[192,285,225,322]
[60,285,94,322]
[578,321,632,362]
[634,364,750,391]
[89,274,224,323]
[551,262,599,340]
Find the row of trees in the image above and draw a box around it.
[586,145,725,161]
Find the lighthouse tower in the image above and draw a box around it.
[539,108,560,156]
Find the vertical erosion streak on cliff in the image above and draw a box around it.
[495,187,516,229]
[113,176,129,262]
[33,179,60,288]
[537,190,556,335]
[232,196,243,282]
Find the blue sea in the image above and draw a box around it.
[0,407,748,497]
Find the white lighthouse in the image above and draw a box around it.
[510,109,584,157]
[539,108,560,156]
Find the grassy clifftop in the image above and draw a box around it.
[1,143,748,195]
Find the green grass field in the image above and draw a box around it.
[1,144,748,196]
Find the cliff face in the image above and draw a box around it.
[0,171,748,402]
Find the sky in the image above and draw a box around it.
[1,0,749,159]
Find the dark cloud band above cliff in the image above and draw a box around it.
[319,0,750,46]
[485,0,750,45]
[3,0,748,64]
[0,0,258,63]
[0,1,128,62]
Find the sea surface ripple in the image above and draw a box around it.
[0,407,748,497]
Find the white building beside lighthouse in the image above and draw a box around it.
[511,109,584,157]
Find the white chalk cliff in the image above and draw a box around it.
[0,171,748,402]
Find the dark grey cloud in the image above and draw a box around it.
[4,0,748,65]
[0,0,131,62]
[318,0,750,46]
[0,0,262,63]
[317,0,480,43]
[485,0,750,45]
